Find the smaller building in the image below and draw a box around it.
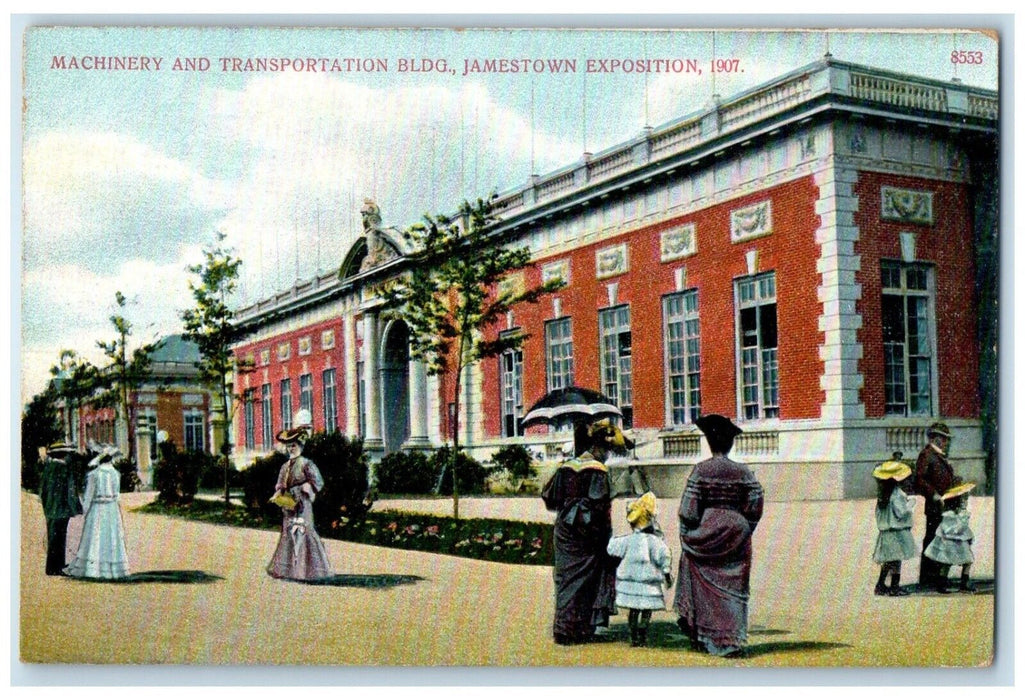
[61,335,217,487]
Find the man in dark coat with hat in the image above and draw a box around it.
[674,415,764,657]
[38,443,83,575]
[915,422,957,589]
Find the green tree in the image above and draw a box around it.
[380,195,563,519]
[180,232,252,506]
[21,385,62,489]
[96,291,155,466]
[48,349,101,445]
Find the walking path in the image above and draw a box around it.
[18,490,995,671]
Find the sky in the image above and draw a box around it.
[16,22,1000,406]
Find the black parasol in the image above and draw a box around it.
[520,386,623,429]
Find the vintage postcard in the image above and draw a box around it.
[15,18,1004,680]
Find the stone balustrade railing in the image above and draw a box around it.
[886,426,928,455]
[734,431,780,455]
[662,433,702,458]
[488,59,994,223]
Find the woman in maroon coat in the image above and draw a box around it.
[675,414,764,658]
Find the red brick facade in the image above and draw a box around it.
[235,317,346,449]
[481,176,824,437]
[855,172,980,419]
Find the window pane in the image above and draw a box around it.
[881,261,901,289]
[735,272,776,420]
[881,295,905,343]
[908,297,930,354]
[546,318,574,391]
[759,304,778,349]
[907,266,928,291]
[881,263,934,417]
[280,379,293,430]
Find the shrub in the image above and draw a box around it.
[302,432,372,532]
[490,444,534,480]
[152,441,211,505]
[433,446,490,496]
[198,453,243,491]
[376,450,437,495]
[241,450,287,524]
[241,431,372,532]
[22,457,41,493]
[113,457,141,493]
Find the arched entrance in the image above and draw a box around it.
[381,320,411,454]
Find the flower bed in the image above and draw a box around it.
[137,499,554,566]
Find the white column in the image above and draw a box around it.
[405,359,430,448]
[362,312,384,451]
[344,314,358,437]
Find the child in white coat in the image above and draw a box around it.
[607,492,673,647]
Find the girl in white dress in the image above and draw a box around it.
[923,482,976,593]
[64,448,130,579]
[607,492,672,647]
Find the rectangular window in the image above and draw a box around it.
[881,261,935,416]
[279,379,293,431]
[644,189,659,217]
[500,340,524,438]
[545,317,574,391]
[299,373,313,417]
[261,383,273,447]
[663,290,701,426]
[322,368,338,432]
[243,389,256,450]
[736,272,779,420]
[184,412,205,452]
[599,305,633,428]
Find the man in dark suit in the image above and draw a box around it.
[38,443,82,575]
[914,422,956,589]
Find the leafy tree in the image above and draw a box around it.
[180,232,253,505]
[20,385,62,490]
[380,195,563,518]
[48,349,101,446]
[96,291,155,467]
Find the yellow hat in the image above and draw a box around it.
[942,482,976,500]
[872,459,912,481]
[627,491,656,528]
[588,419,635,451]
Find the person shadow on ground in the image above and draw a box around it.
[60,570,425,589]
[289,573,424,588]
[611,621,852,658]
[61,570,222,584]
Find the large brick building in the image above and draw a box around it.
[231,56,998,500]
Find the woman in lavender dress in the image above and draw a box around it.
[266,428,332,581]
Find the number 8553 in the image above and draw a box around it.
[951,50,984,65]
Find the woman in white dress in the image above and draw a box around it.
[64,448,130,579]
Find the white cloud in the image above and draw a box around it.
[204,73,580,305]
[22,130,234,274]
[21,73,584,403]
[20,256,201,403]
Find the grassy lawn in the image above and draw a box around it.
[138,498,555,566]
